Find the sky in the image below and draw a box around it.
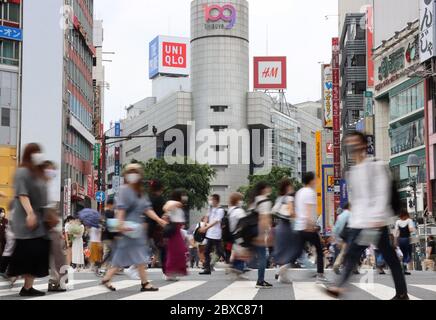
[94,0,339,129]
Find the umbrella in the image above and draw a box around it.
[78,208,101,228]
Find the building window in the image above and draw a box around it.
[210,105,228,112]
[212,145,228,152]
[390,118,424,155]
[1,107,10,127]
[126,146,141,157]
[390,82,424,121]
[0,39,19,66]
[211,125,228,132]
[131,125,149,137]
[1,2,20,23]
[301,142,307,174]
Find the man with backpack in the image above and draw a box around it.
[199,194,226,275]
[325,131,409,300]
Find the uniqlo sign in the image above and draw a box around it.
[149,36,190,79]
[162,42,187,68]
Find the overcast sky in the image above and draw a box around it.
[94,0,339,129]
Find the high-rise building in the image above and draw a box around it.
[0,0,21,212]
[21,0,97,214]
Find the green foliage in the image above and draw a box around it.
[130,158,216,211]
[237,166,302,205]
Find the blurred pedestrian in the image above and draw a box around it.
[162,189,189,281]
[0,201,16,285]
[197,216,208,268]
[394,210,415,275]
[199,194,226,275]
[7,143,50,297]
[325,131,409,300]
[89,226,103,273]
[64,216,74,267]
[101,164,167,292]
[100,198,116,275]
[425,236,436,271]
[68,218,85,270]
[0,207,7,257]
[272,178,296,284]
[287,172,329,284]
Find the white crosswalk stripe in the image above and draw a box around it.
[409,284,436,293]
[121,281,206,300]
[292,282,338,300]
[0,280,94,298]
[351,283,421,300]
[28,280,139,300]
[209,281,258,300]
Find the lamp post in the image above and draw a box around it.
[406,154,421,270]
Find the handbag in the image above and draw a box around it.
[43,207,60,230]
[163,222,178,239]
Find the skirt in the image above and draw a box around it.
[8,237,50,278]
[273,220,296,266]
[165,225,188,276]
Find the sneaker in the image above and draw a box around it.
[404,271,411,276]
[199,270,211,275]
[19,287,46,297]
[391,294,410,300]
[316,275,330,284]
[48,284,67,293]
[164,275,179,281]
[256,281,273,289]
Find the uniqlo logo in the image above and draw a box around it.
[162,42,187,68]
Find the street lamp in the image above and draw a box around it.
[406,154,421,270]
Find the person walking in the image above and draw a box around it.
[69,218,85,271]
[286,172,329,284]
[101,164,167,292]
[162,189,189,281]
[0,207,8,258]
[272,178,296,284]
[7,143,50,297]
[100,198,116,274]
[325,131,409,300]
[197,216,208,268]
[394,210,415,275]
[199,194,226,275]
[426,236,436,271]
[227,192,248,275]
[89,226,103,273]
[64,216,74,267]
[0,201,16,285]
[332,203,351,275]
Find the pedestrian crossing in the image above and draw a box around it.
[1,274,436,300]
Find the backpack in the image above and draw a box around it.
[193,223,206,243]
[233,199,270,248]
[221,207,233,242]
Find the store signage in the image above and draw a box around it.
[326,143,333,159]
[253,57,287,90]
[204,4,237,30]
[366,5,375,87]
[323,65,333,128]
[316,131,322,217]
[94,143,101,168]
[87,175,93,198]
[327,176,335,193]
[364,91,374,116]
[420,0,436,63]
[149,36,190,79]
[376,35,420,92]
[63,179,71,218]
[115,122,121,137]
[332,37,341,214]
[0,25,22,41]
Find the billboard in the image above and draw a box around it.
[253,57,287,90]
[204,4,237,30]
[323,65,333,128]
[149,36,190,79]
[420,0,436,63]
[366,5,374,87]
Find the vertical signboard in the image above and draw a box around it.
[63,178,71,218]
[115,122,121,137]
[94,143,101,168]
[366,5,374,87]
[323,65,333,128]
[316,131,322,217]
[420,0,436,63]
[332,37,341,215]
[87,175,93,198]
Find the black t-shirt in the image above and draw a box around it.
[429,240,436,256]
[147,194,165,232]
[102,209,115,241]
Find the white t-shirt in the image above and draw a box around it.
[272,195,294,217]
[170,208,186,223]
[228,206,247,233]
[89,227,101,243]
[206,207,225,240]
[294,187,317,231]
[395,218,414,237]
[255,195,272,215]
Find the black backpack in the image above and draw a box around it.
[193,223,206,243]
[221,208,233,242]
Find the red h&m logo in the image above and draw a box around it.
[262,67,279,79]
[162,42,187,68]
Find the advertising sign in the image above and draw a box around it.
[420,0,436,63]
[316,131,322,217]
[112,176,121,194]
[115,122,121,137]
[0,25,22,41]
[332,37,341,214]
[366,5,374,87]
[323,65,333,128]
[327,176,335,193]
[364,91,374,116]
[87,175,93,198]
[148,36,190,79]
[63,178,71,218]
[253,57,287,90]
[326,143,333,159]
[204,4,237,30]
[94,143,101,168]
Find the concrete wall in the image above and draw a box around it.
[297,109,323,174]
[0,67,19,146]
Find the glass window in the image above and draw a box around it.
[390,118,425,155]
[390,82,425,121]
[1,107,10,127]
[210,105,228,112]
[7,3,20,23]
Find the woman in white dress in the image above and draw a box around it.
[70,219,85,270]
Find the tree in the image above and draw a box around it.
[237,166,302,204]
[130,158,216,211]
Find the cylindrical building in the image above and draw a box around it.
[191,0,250,201]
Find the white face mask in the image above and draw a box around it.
[208,200,213,207]
[125,173,141,184]
[0,212,5,218]
[31,153,45,166]
[45,169,56,180]
[181,196,188,203]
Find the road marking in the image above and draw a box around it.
[292,282,337,300]
[409,284,436,293]
[0,280,94,298]
[209,281,258,300]
[29,280,139,300]
[351,283,421,300]
[121,281,206,300]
